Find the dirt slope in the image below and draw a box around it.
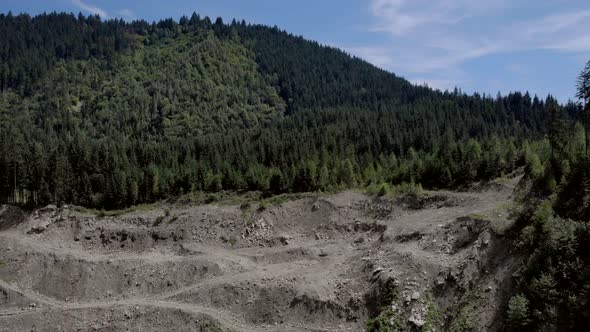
[0,177,521,331]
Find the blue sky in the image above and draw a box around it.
[2,0,589,103]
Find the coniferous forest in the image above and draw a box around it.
[1,12,590,330]
[0,11,563,209]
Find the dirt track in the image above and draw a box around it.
[0,178,520,331]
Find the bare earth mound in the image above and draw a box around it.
[0,177,521,331]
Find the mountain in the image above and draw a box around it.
[0,12,553,210]
[1,11,589,331]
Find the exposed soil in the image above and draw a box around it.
[0,177,521,331]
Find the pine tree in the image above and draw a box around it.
[576,60,590,156]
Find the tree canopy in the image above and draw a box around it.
[0,12,565,209]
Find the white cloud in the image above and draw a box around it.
[508,10,590,52]
[350,0,590,91]
[72,0,107,18]
[507,63,526,74]
[116,9,135,20]
[344,46,394,69]
[518,10,590,38]
[369,0,507,35]
[545,35,590,52]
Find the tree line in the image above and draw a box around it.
[0,12,580,210]
[503,60,590,331]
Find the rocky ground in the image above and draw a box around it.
[0,176,522,331]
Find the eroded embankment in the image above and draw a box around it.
[0,177,520,331]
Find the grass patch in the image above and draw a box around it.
[254,192,313,213]
[448,288,486,331]
[366,307,406,332]
[495,177,512,184]
[239,202,251,211]
[73,202,161,218]
[220,235,237,246]
[183,191,258,206]
[423,296,444,331]
[448,306,476,332]
[179,190,311,209]
[366,182,423,198]
[467,213,492,222]
[257,201,269,211]
[168,214,179,224]
[201,322,223,332]
[366,279,407,331]
[496,201,522,216]
[152,215,165,227]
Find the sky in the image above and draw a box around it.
[2,0,589,103]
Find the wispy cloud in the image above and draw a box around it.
[71,0,107,18]
[344,46,394,69]
[509,10,590,52]
[347,0,590,92]
[369,0,507,35]
[116,9,135,20]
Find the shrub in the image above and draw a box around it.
[532,200,553,228]
[366,308,405,332]
[518,225,535,248]
[220,235,237,246]
[258,201,268,211]
[367,182,423,198]
[449,307,475,332]
[508,294,530,327]
[391,182,423,197]
[525,152,544,180]
[377,183,390,196]
[168,215,179,224]
[153,215,165,227]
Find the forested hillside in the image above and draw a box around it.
[1,11,590,331]
[0,12,579,209]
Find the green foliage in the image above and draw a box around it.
[511,198,590,329]
[518,225,535,248]
[525,152,544,180]
[0,12,552,210]
[220,235,238,246]
[555,159,590,220]
[366,307,406,332]
[366,279,406,332]
[532,200,553,228]
[239,202,251,211]
[257,201,269,211]
[377,183,390,197]
[504,61,590,329]
[508,294,530,327]
[448,307,476,332]
[200,322,224,332]
[390,182,423,197]
[576,60,590,102]
[423,299,444,331]
[366,182,423,198]
[153,215,165,227]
